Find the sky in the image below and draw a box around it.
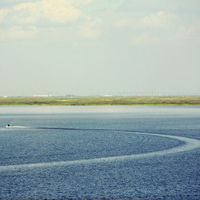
[0,0,200,96]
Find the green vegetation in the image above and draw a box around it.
[0,96,200,106]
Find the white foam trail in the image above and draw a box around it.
[7,126,32,129]
[0,132,200,171]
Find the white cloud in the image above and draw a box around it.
[132,33,156,44]
[113,18,133,28]
[0,0,84,25]
[176,23,200,41]
[78,17,103,39]
[13,2,40,24]
[0,0,101,40]
[137,11,171,28]
[0,26,39,39]
[75,0,95,5]
[0,0,102,40]
[40,0,81,23]
[0,9,12,23]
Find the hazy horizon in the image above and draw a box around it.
[1,0,200,96]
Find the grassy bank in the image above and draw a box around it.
[0,96,200,106]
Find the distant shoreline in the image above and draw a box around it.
[0,96,200,106]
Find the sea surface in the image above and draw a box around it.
[0,106,200,199]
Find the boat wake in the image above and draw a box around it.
[6,125,109,131]
[1,127,200,171]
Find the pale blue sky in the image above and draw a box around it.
[0,0,200,96]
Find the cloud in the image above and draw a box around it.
[12,2,40,24]
[176,22,200,41]
[78,17,103,39]
[0,26,39,40]
[40,0,81,23]
[0,0,101,40]
[0,0,84,25]
[113,18,133,28]
[75,0,95,5]
[0,9,12,23]
[132,33,156,44]
[137,11,171,28]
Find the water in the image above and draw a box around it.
[0,106,200,199]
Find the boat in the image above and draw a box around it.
[6,124,10,128]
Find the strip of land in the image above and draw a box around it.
[0,96,200,106]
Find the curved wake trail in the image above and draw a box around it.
[1,128,200,171]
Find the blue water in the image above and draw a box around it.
[0,106,200,199]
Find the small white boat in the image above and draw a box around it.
[6,124,11,128]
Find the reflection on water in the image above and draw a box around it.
[0,105,200,115]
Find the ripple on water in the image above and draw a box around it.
[0,130,199,172]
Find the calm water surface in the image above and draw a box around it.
[0,106,200,199]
